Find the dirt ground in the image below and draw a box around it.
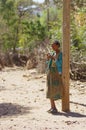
[0,67,86,130]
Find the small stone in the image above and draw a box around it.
[34,100,36,102]
[40,89,44,91]
[80,85,85,88]
[76,81,80,85]
[10,119,13,121]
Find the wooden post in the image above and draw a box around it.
[62,0,70,112]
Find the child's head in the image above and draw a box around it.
[52,40,60,51]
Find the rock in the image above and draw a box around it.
[76,81,81,85]
[80,85,85,88]
[39,89,44,91]
[10,119,14,121]
[26,60,34,69]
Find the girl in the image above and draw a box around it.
[46,40,63,114]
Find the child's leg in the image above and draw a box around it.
[50,99,56,109]
[47,99,57,113]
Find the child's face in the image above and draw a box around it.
[52,43,59,51]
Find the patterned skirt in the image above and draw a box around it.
[46,67,63,100]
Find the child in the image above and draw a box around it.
[46,40,63,114]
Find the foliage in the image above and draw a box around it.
[71,6,86,50]
[0,0,86,54]
[48,8,62,43]
[20,19,48,50]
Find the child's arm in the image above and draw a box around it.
[56,52,62,73]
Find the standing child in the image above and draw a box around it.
[46,40,63,114]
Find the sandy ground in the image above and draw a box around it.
[0,67,86,130]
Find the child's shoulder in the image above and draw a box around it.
[59,52,62,56]
[60,51,62,54]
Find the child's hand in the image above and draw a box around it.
[47,53,51,59]
[47,53,55,60]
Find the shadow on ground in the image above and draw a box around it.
[59,111,86,117]
[0,103,31,118]
[51,111,86,118]
[70,101,86,107]
[52,101,86,117]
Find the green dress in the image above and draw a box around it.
[46,54,63,100]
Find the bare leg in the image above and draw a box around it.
[50,99,56,109]
[47,99,58,114]
[47,99,57,113]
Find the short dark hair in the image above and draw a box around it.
[53,40,60,47]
